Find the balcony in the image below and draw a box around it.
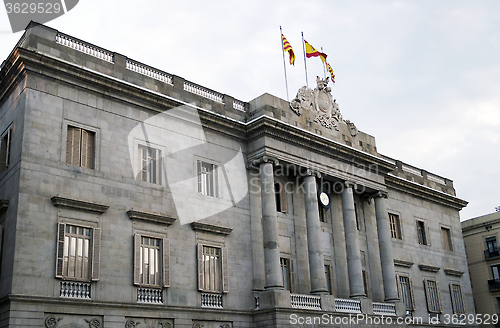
[485,249,500,261]
[488,279,500,292]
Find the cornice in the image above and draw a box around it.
[127,209,176,225]
[394,259,414,268]
[418,263,440,273]
[246,115,395,175]
[6,48,247,141]
[190,221,232,236]
[51,195,109,214]
[386,174,468,210]
[444,268,464,277]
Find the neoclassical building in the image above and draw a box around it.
[0,22,473,327]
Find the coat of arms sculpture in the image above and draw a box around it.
[290,76,357,136]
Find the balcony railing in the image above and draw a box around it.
[485,249,500,261]
[60,281,91,299]
[201,293,223,308]
[335,298,361,313]
[137,287,163,304]
[373,302,396,316]
[488,279,500,292]
[290,293,321,310]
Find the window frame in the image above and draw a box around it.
[55,222,100,282]
[324,264,334,295]
[423,278,442,313]
[389,213,402,240]
[274,181,287,214]
[0,124,12,174]
[196,159,219,198]
[280,257,295,293]
[197,244,228,293]
[137,144,163,185]
[416,219,431,246]
[440,226,453,252]
[62,121,100,170]
[449,283,466,315]
[133,234,169,288]
[397,274,415,312]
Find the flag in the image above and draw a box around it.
[326,62,335,83]
[304,40,327,63]
[281,34,295,65]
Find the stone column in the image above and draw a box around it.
[342,182,366,298]
[256,158,283,289]
[303,172,328,294]
[373,191,399,301]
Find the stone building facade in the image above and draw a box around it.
[0,22,473,327]
[462,211,500,322]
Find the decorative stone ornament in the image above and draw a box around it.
[44,316,61,328]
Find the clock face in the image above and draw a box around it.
[319,192,330,206]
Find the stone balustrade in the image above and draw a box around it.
[60,281,91,299]
[184,81,224,104]
[126,60,173,85]
[201,293,223,308]
[373,302,396,316]
[334,298,362,313]
[137,288,163,304]
[56,33,114,63]
[290,293,322,310]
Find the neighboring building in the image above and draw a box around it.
[0,22,473,327]
[462,211,500,321]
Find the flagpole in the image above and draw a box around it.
[280,26,290,102]
[321,47,327,79]
[301,32,308,88]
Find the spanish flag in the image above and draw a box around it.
[281,34,295,65]
[304,40,327,63]
[326,62,335,83]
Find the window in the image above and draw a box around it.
[280,257,295,293]
[197,244,228,293]
[66,126,94,169]
[416,220,430,245]
[389,213,402,239]
[450,283,466,314]
[197,161,218,197]
[274,182,287,213]
[362,270,369,297]
[325,264,334,295]
[55,222,100,281]
[486,237,498,257]
[139,145,162,184]
[133,235,169,287]
[354,203,360,230]
[319,206,326,223]
[491,264,500,281]
[397,275,415,313]
[0,126,12,174]
[441,227,453,251]
[424,279,442,313]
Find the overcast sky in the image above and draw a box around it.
[1,0,499,221]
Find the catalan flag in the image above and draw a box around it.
[304,40,327,63]
[281,34,295,65]
[326,62,335,83]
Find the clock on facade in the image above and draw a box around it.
[318,191,331,209]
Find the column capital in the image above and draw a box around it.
[304,168,321,178]
[372,191,388,199]
[250,155,279,168]
[344,180,357,189]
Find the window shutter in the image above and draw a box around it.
[214,164,219,197]
[91,227,101,281]
[222,246,229,293]
[133,234,141,285]
[81,130,94,169]
[328,265,334,295]
[425,222,431,246]
[408,277,415,311]
[197,244,204,291]
[162,238,170,288]
[67,127,81,165]
[423,279,430,311]
[396,275,401,299]
[55,222,65,278]
[4,130,10,168]
[280,184,287,213]
[157,150,162,185]
[197,161,202,193]
[289,259,296,293]
[436,280,442,312]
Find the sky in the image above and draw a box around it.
[0,0,499,221]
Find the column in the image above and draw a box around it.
[303,173,328,294]
[342,182,366,298]
[373,191,399,301]
[258,159,283,289]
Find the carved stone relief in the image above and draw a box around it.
[126,318,173,328]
